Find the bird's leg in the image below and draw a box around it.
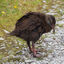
[32,42,37,56]
[30,43,37,53]
[27,41,41,57]
[27,41,32,52]
[32,42,41,57]
[30,48,37,52]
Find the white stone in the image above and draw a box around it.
[0,37,4,40]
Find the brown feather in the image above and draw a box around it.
[10,12,56,42]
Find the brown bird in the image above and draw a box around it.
[10,12,56,57]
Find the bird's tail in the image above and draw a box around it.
[10,30,16,36]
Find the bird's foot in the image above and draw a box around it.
[33,49,41,58]
[30,48,37,53]
[33,54,41,58]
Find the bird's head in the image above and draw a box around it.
[46,15,56,34]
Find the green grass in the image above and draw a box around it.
[0,0,43,33]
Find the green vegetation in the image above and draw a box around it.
[0,0,43,33]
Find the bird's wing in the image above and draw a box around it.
[16,17,42,31]
[28,20,41,31]
[16,12,35,26]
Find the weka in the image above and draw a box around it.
[10,12,56,57]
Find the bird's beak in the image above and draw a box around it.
[53,27,55,34]
[52,24,55,34]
